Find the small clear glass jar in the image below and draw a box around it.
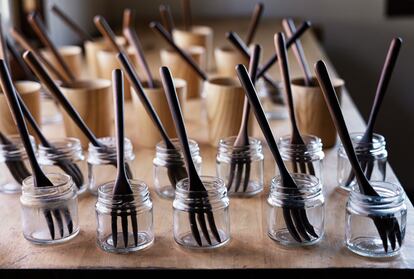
[345,181,407,257]
[153,139,202,199]
[216,136,264,197]
[88,137,135,195]
[257,79,288,120]
[20,173,80,244]
[96,180,154,253]
[267,173,325,246]
[338,133,387,191]
[0,135,35,194]
[173,176,230,249]
[38,137,87,195]
[278,135,325,184]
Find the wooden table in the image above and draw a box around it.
[0,19,413,270]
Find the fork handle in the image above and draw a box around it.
[160,67,198,178]
[245,3,264,45]
[236,64,290,177]
[23,50,102,148]
[0,60,50,186]
[314,60,378,196]
[94,15,125,54]
[159,4,175,34]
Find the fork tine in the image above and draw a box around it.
[242,161,251,192]
[206,210,221,243]
[291,209,311,241]
[197,211,211,245]
[189,211,202,246]
[298,161,307,174]
[121,212,129,248]
[62,207,73,234]
[374,218,388,253]
[387,219,396,251]
[365,160,374,180]
[283,208,301,242]
[378,159,387,181]
[226,160,237,191]
[394,218,402,246]
[43,209,55,240]
[52,209,64,237]
[298,208,318,238]
[111,212,118,248]
[130,209,138,246]
[306,161,315,176]
[234,163,244,192]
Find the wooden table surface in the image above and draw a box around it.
[0,18,413,269]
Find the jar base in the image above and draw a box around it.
[267,228,323,246]
[98,232,154,254]
[175,230,230,249]
[0,182,22,194]
[24,227,80,245]
[155,185,175,200]
[346,237,401,258]
[227,181,263,198]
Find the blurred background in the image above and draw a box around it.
[1,0,413,200]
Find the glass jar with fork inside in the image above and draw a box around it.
[20,173,80,244]
[338,133,387,192]
[173,176,230,249]
[95,179,154,253]
[38,137,87,195]
[345,181,407,257]
[267,173,325,246]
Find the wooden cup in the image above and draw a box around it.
[131,79,187,148]
[96,48,137,100]
[84,36,126,78]
[0,81,41,140]
[59,79,113,148]
[214,46,248,77]
[41,45,83,79]
[205,77,250,147]
[291,77,345,148]
[160,46,205,99]
[172,25,213,71]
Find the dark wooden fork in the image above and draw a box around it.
[0,60,73,240]
[160,66,221,247]
[236,64,318,243]
[275,32,315,176]
[22,50,133,179]
[117,53,187,189]
[343,38,402,187]
[111,69,138,248]
[315,60,401,253]
[226,44,261,193]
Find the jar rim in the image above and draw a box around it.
[156,138,198,150]
[270,173,320,191]
[98,179,149,199]
[176,175,225,194]
[39,137,81,150]
[22,172,72,191]
[218,136,262,148]
[279,134,323,149]
[350,181,404,200]
[348,132,385,145]
[88,136,133,152]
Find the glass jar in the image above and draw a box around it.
[345,181,407,257]
[338,133,387,192]
[96,180,154,253]
[87,137,135,195]
[20,173,80,244]
[38,138,87,195]
[257,78,287,120]
[216,136,264,197]
[173,176,230,249]
[153,139,202,199]
[0,135,35,194]
[267,173,325,246]
[278,135,325,184]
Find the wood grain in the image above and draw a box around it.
[214,46,249,77]
[84,36,126,78]
[291,77,345,148]
[0,81,41,141]
[0,19,412,270]
[172,25,213,71]
[131,79,186,148]
[59,79,113,148]
[160,46,205,99]
[41,45,83,80]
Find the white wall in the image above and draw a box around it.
[18,0,414,195]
